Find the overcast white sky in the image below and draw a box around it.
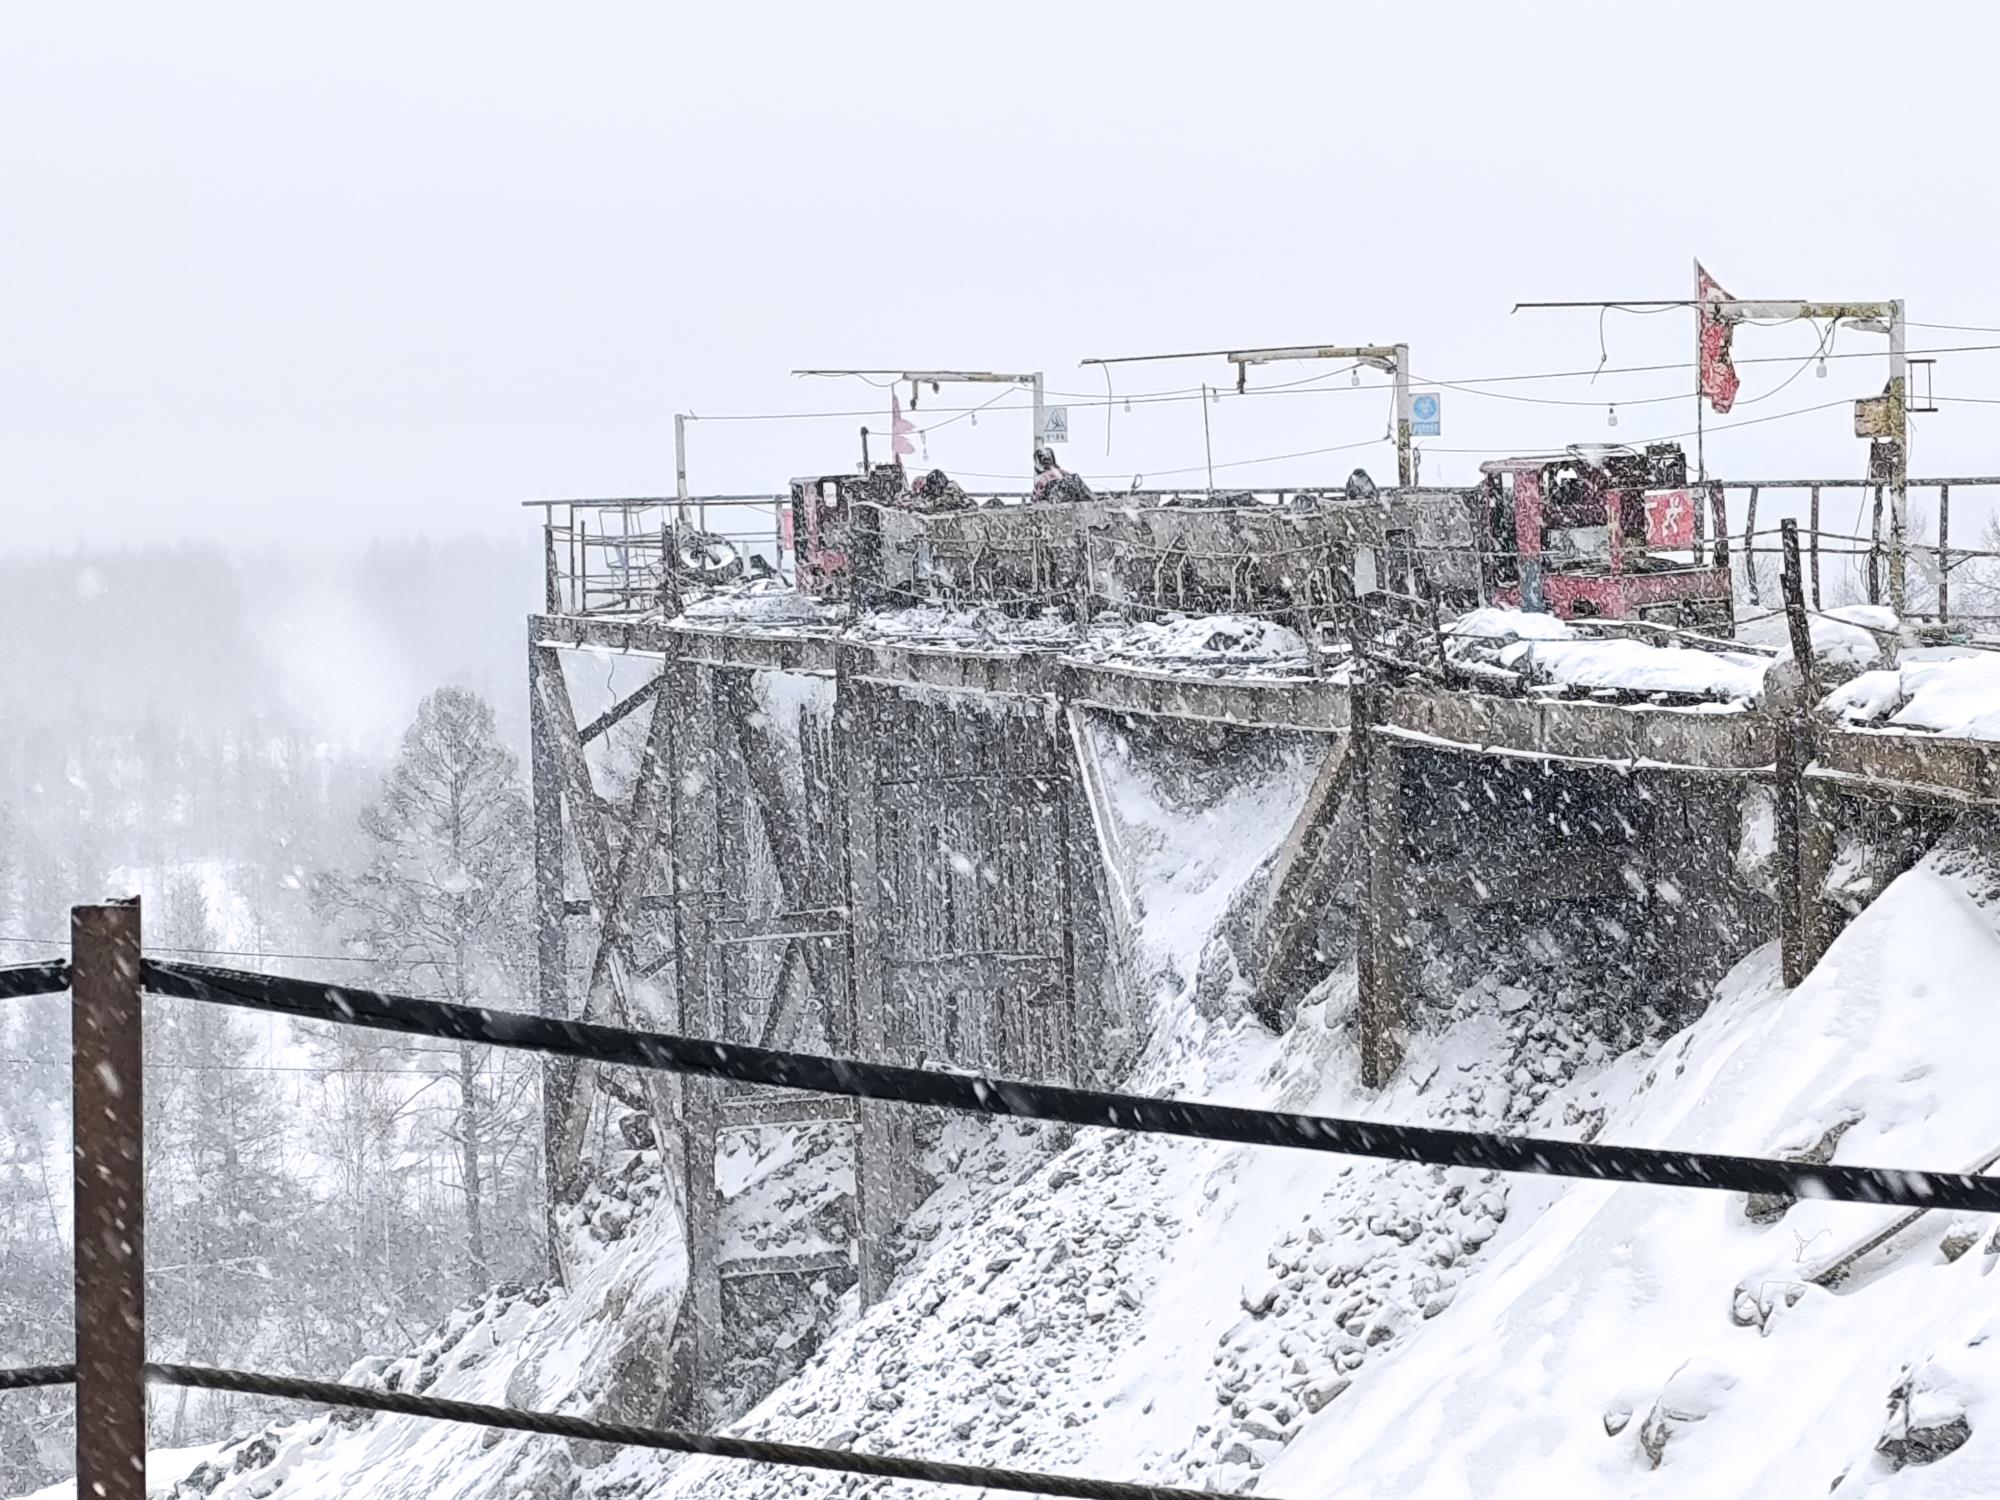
[8,0,2000,555]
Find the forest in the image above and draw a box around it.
[0,537,544,1491]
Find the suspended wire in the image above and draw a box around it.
[677,345,2000,425]
[1419,397,1854,455]
[0,933,383,967]
[952,435,1386,484]
[911,386,1018,439]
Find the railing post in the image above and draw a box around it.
[72,898,146,1500]
[1808,484,1822,609]
[1938,484,1951,626]
[1868,485,1883,605]
[1742,486,1760,606]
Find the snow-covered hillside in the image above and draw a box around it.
[22,743,2000,1500]
[1267,824,2000,1498]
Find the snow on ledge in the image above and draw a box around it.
[1824,648,2000,741]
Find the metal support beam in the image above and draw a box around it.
[668,657,722,1422]
[531,646,616,912]
[1797,779,1839,976]
[580,673,664,746]
[1252,731,1356,1027]
[836,653,908,1305]
[529,632,570,1278]
[1939,484,1952,625]
[1354,686,1407,1089]
[1889,300,1909,617]
[674,413,690,526]
[1776,521,1818,990]
[1392,342,1413,487]
[72,899,146,1500]
[1050,695,1082,1080]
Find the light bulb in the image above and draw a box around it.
[1350,369,1361,387]
[1816,358,1828,379]
[1607,405,1619,429]
[1123,397,1131,413]
[970,411,978,427]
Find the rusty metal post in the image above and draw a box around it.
[72,899,146,1500]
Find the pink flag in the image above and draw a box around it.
[1696,263,1740,415]
[890,393,916,458]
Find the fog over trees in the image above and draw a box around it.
[0,537,541,1490]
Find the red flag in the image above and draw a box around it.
[890,393,916,458]
[1696,262,1740,415]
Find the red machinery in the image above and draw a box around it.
[1478,443,1732,629]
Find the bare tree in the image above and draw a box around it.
[317,688,536,1295]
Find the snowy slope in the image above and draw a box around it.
[1267,825,2000,1498]
[89,1165,691,1500]
[598,729,1644,1500]
[39,738,2000,1500]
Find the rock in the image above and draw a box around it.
[1636,1361,1739,1469]
[1238,1413,1287,1443]
[1241,1281,1280,1316]
[1879,1414,1971,1469]
[1880,1382,1973,1469]
[1302,1376,1352,1413]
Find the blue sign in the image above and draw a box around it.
[1410,391,1441,437]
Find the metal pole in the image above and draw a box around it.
[1939,484,1951,626]
[72,899,146,1500]
[1889,299,1909,616]
[529,640,568,1280]
[1743,486,1760,607]
[1393,344,1413,488]
[1200,385,1215,493]
[1031,372,1047,481]
[1692,265,1705,484]
[674,414,690,527]
[1808,485,1822,609]
[1869,486,1883,605]
[1776,521,1819,990]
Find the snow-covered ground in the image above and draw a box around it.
[1268,826,2000,1497]
[30,690,2000,1500]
